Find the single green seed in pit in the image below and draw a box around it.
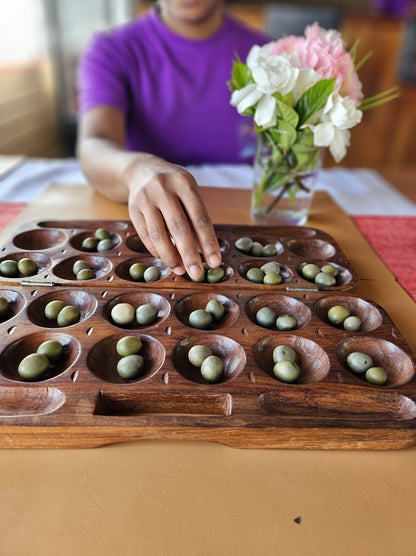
[18,353,49,381]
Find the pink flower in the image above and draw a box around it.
[270,23,363,104]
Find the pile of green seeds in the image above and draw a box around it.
[115,335,145,379]
[346,351,388,385]
[111,302,159,326]
[187,263,225,284]
[272,344,301,383]
[18,339,64,381]
[128,262,161,283]
[188,299,226,329]
[0,257,38,278]
[327,305,362,331]
[81,228,115,252]
[235,236,278,257]
[256,306,297,330]
[301,262,339,286]
[246,261,283,285]
[44,300,81,327]
[187,344,224,383]
[73,260,96,280]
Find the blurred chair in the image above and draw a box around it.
[265,3,342,38]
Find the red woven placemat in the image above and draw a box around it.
[0,202,27,233]
[353,215,416,301]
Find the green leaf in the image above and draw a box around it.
[229,61,253,90]
[277,120,297,151]
[276,100,299,128]
[295,78,336,127]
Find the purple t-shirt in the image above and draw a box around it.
[77,8,270,165]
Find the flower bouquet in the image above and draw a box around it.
[229,23,399,224]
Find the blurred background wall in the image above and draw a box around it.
[0,0,415,167]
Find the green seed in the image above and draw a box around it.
[200,355,224,383]
[17,257,38,277]
[273,360,300,383]
[207,267,225,283]
[143,266,161,282]
[37,340,63,362]
[136,303,158,325]
[117,354,144,379]
[250,242,263,257]
[321,264,339,276]
[129,263,147,281]
[205,299,225,321]
[246,267,264,283]
[262,244,277,257]
[111,302,135,325]
[97,238,113,252]
[256,306,276,328]
[82,237,99,251]
[44,300,66,320]
[94,228,111,240]
[263,271,283,285]
[276,314,297,331]
[72,260,91,275]
[189,309,213,329]
[315,272,336,286]
[188,344,213,367]
[365,366,388,385]
[0,259,19,277]
[76,268,96,280]
[190,268,206,283]
[328,305,350,325]
[273,345,298,363]
[18,353,49,381]
[343,315,362,332]
[57,305,81,327]
[235,237,253,253]
[116,336,142,357]
[301,263,320,281]
[346,352,374,374]
[260,262,281,275]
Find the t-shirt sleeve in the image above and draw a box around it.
[77,32,129,115]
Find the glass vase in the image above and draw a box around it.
[251,132,324,226]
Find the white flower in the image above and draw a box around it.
[309,91,363,162]
[248,45,299,96]
[230,43,299,129]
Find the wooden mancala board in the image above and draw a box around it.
[0,219,415,450]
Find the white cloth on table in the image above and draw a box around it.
[1,157,416,217]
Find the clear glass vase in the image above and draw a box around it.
[251,132,324,226]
